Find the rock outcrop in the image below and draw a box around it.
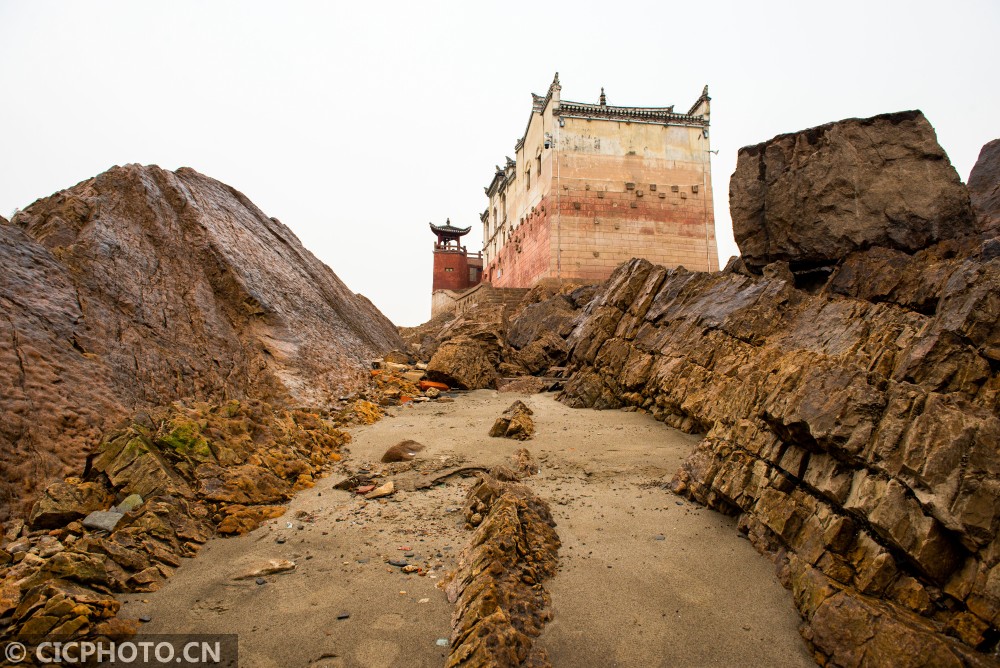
[445,452,559,667]
[0,165,401,521]
[559,114,1000,665]
[402,279,598,383]
[731,110,974,272]
[970,139,1000,236]
[1,400,348,642]
[489,401,535,441]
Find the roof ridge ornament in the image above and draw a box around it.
[599,87,606,106]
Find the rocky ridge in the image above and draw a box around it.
[0,164,402,521]
[555,112,1000,665]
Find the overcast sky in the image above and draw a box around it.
[1,1,997,326]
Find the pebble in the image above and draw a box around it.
[139,615,152,623]
[435,638,449,647]
[255,578,266,585]
[336,612,350,620]
[654,534,665,541]
[388,559,409,568]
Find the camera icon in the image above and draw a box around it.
[4,641,26,663]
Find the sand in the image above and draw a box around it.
[120,391,814,667]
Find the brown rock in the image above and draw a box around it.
[969,139,1000,236]
[1,165,400,521]
[731,110,975,271]
[444,473,559,667]
[426,336,499,390]
[489,401,535,441]
[381,440,426,463]
[28,481,114,529]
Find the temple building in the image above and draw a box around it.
[482,73,718,288]
[430,219,482,294]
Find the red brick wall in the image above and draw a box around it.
[554,181,717,276]
[485,196,553,288]
[433,251,475,292]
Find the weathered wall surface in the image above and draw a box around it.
[489,196,555,288]
[432,250,475,292]
[0,164,401,520]
[484,79,717,288]
[558,116,1000,665]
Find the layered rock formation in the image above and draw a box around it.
[445,452,559,667]
[0,165,401,520]
[559,114,1000,665]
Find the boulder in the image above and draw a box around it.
[28,481,114,530]
[731,110,975,271]
[489,401,535,441]
[426,336,499,390]
[969,138,1000,236]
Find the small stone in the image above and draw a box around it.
[402,565,419,574]
[255,577,266,585]
[365,481,395,500]
[234,559,296,580]
[276,537,286,544]
[336,612,350,620]
[404,552,414,558]
[436,638,449,647]
[654,534,666,541]
[139,615,152,623]
[388,559,408,568]
[82,510,125,533]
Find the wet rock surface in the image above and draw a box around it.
[731,110,975,272]
[0,164,401,521]
[559,119,1000,666]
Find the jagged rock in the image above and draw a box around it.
[489,401,535,441]
[426,336,499,390]
[444,471,559,667]
[514,331,570,375]
[507,294,577,349]
[557,111,1000,666]
[115,494,144,514]
[1,165,400,521]
[28,481,114,529]
[970,139,1000,236]
[731,111,975,271]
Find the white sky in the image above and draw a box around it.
[1,1,997,326]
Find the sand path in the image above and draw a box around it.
[121,391,814,667]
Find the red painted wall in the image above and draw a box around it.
[433,250,481,292]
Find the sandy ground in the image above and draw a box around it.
[120,391,814,667]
